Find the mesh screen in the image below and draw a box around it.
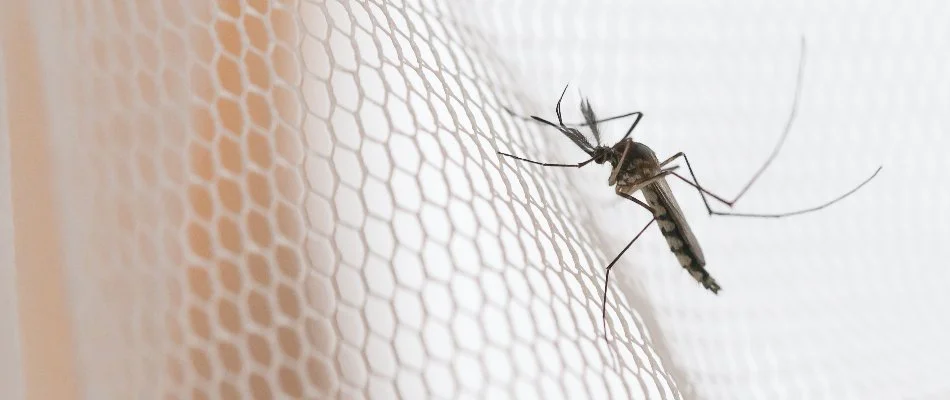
[5,0,950,399]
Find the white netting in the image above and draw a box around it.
[3,0,950,399]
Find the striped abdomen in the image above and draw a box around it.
[641,181,721,294]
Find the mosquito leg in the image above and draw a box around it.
[667,166,882,219]
[607,141,633,186]
[497,152,596,168]
[656,38,807,212]
[617,112,644,141]
[555,84,569,126]
[602,191,656,341]
[517,103,644,143]
[657,152,722,214]
[617,191,656,214]
[655,38,806,208]
[726,37,808,205]
[617,168,679,197]
[581,111,642,128]
[502,82,643,129]
[503,105,643,128]
[658,147,881,219]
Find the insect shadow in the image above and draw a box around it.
[497,39,882,340]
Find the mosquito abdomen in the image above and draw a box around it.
[642,185,722,294]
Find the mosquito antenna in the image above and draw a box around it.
[729,37,807,205]
[580,98,602,145]
[530,116,596,156]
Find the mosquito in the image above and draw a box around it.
[497,39,882,338]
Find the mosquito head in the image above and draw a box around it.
[591,146,614,165]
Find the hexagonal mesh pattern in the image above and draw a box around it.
[11,0,950,399]
[23,0,681,398]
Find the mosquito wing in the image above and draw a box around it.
[643,177,707,269]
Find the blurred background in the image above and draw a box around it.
[1,0,949,399]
